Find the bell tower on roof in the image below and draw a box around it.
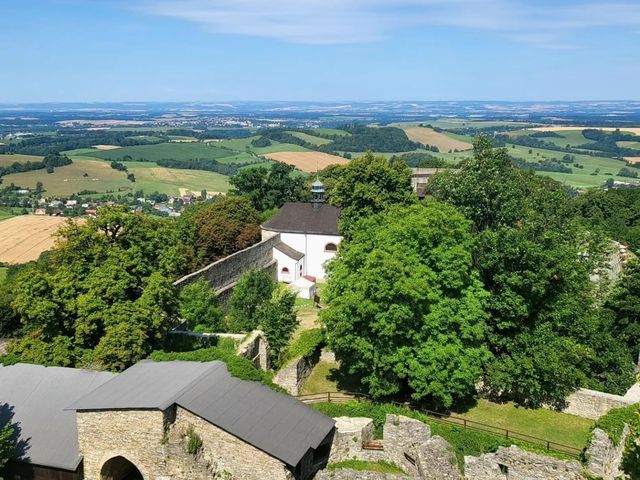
[311,179,325,209]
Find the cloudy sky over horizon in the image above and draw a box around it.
[1,0,639,101]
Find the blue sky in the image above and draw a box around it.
[1,0,639,102]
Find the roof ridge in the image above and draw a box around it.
[159,361,226,410]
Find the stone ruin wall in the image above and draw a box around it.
[77,407,292,480]
[173,234,280,305]
[561,387,635,420]
[273,345,322,395]
[322,413,633,480]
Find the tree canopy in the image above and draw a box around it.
[229,162,307,211]
[428,136,636,406]
[329,152,415,236]
[321,202,489,409]
[7,207,184,370]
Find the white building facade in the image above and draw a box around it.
[261,181,342,283]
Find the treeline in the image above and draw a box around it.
[580,129,640,157]
[155,158,249,176]
[389,152,450,168]
[0,153,72,177]
[510,156,573,173]
[0,131,166,156]
[258,126,424,153]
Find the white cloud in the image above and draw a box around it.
[133,0,640,47]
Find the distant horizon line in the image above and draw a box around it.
[1,99,639,105]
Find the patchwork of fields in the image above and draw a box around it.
[0,153,43,166]
[402,126,473,152]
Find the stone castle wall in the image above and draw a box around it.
[170,407,293,480]
[464,446,586,480]
[584,425,630,480]
[274,346,321,395]
[77,407,293,480]
[173,235,280,304]
[561,387,634,420]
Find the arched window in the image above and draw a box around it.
[325,243,338,253]
[281,267,290,274]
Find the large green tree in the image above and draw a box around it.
[226,269,276,332]
[428,137,635,405]
[180,196,261,267]
[0,418,15,476]
[321,202,489,409]
[8,207,183,371]
[229,162,307,211]
[329,152,415,236]
[604,259,640,364]
[179,278,224,332]
[258,284,299,367]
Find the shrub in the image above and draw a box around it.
[149,347,286,394]
[595,404,638,443]
[185,425,203,455]
[226,270,275,332]
[178,278,224,332]
[282,328,325,365]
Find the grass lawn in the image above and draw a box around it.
[452,399,593,450]
[328,460,405,475]
[300,361,340,394]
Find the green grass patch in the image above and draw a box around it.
[311,401,581,464]
[0,207,19,222]
[0,267,7,283]
[328,460,405,475]
[452,399,593,450]
[83,142,239,162]
[125,162,230,196]
[282,328,325,365]
[313,128,351,137]
[287,131,332,146]
[594,403,639,443]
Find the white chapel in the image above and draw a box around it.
[261,180,342,288]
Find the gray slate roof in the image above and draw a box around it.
[70,361,335,467]
[0,363,114,471]
[274,241,305,261]
[262,202,341,236]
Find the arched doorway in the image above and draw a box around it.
[100,456,144,480]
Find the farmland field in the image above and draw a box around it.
[0,153,43,166]
[0,215,79,264]
[83,142,238,162]
[265,151,348,172]
[2,158,132,196]
[287,131,332,146]
[403,126,473,152]
[530,126,640,135]
[126,162,230,195]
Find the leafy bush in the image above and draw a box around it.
[185,425,203,455]
[595,403,638,443]
[179,278,224,332]
[226,270,275,332]
[163,333,234,352]
[149,347,286,393]
[283,328,325,365]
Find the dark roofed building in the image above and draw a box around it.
[0,363,115,479]
[262,181,342,283]
[1,361,335,480]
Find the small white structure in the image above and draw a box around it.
[290,276,317,300]
[262,180,342,283]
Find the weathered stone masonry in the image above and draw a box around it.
[77,407,293,480]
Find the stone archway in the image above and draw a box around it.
[100,456,144,480]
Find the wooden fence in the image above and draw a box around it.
[297,391,583,458]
